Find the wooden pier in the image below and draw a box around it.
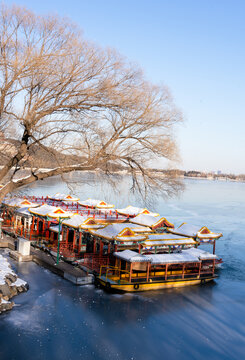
[0,232,93,285]
[31,248,93,285]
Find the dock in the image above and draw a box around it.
[31,248,93,285]
[0,232,93,285]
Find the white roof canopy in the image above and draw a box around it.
[29,204,57,216]
[113,248,217,264]
[116,205,159,217]
[89,223,150,241]
[142,239,196,247]
[2,198,39,208]
[78,199,114,209]
[168,223,222,239]
[62,214,88,228]
[129,214,173,228]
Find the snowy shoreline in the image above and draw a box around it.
[0,253,29,313]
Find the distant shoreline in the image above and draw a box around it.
[1,166,244,184]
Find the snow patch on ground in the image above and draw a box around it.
[0,254,15,285]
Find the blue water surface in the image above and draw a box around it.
[0,176,245,360]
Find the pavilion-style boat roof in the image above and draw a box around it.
[63,195,80,202]
[62,214,88,228]
[48,193,80,202]
[47,208,74,219]
[61,214,102,229]
[141,233,197,247]
[2,198,39,208]
[168,223,222,239]
[129,213,174,229]
[116,205,159,217]
[89,223,152,242]
[114,248,217,264]
[29,204,60,217]
[48,193,67,201]
[78,198,114,209]
[15,207,32,217]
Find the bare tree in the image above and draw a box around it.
[0,4,183,202]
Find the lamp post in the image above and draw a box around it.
[0,217,3,239]
[47,209,73,265]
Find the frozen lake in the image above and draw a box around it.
[0,176,245,360]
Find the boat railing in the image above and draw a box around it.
[83,254,110,273]
[99,265,131,283]
[99,261,215,284]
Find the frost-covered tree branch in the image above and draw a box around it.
[0,3,183,202]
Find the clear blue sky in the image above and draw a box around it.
[6,0,245,174]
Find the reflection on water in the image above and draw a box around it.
[1,177,245,359]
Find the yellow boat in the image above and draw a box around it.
[96,249,219,292]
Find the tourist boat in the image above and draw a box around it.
[83,224,201,273]
[95,248,219,292]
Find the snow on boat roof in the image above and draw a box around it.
[15,207,32,217]
[116,205,142,216]
[113,248,216,264]
[29,204,58,216]
[48,193,67,200]
[168,223,200,237]
[2,198,39,208]
[63,195,80,202]
[149,252,200,264]
[78,199,100,207]
[49,225,59,233]
[116,205,159,217]
[48,193,80,202]
[168,223,222,239]
[146,233,194,241]
[142,239,197,246]
[62,214,88,228]
[114,250,151,262]
[89,223,150,241]
[47,208,74,218]
[78,199,114,209]
[2,198,17,207]
[113,250,199,264]
[182,247,217,260]
[129,214,174,228]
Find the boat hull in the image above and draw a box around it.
[96,276,216,292]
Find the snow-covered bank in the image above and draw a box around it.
[0,253,29,313]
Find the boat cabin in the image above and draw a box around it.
[96,248,219,292]
[139,233,198,254]
[88,223,153,255]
